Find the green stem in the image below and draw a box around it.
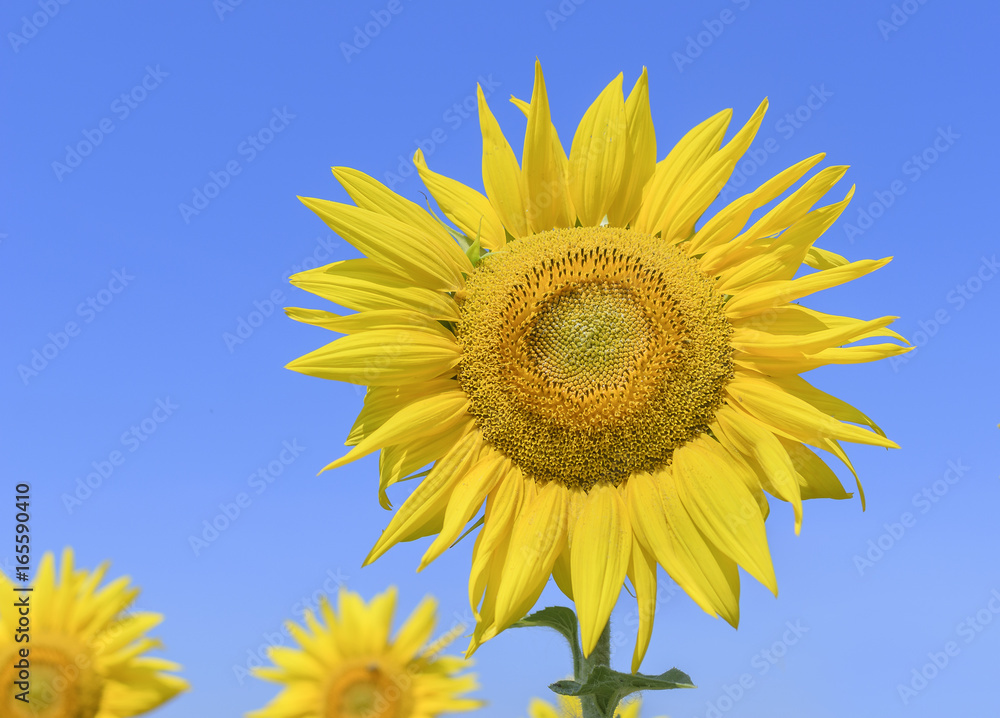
[579,620,612,718]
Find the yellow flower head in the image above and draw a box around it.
[248,587,481,718]
[286,62,909,671]
[0,548,187,718]
[528,693,661,718]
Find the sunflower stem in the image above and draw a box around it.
[579,619,613,718]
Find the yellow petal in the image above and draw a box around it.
[299,196,464,290]
[568,73,627,226]
[724,257,892,319]
[493,482,568,631]
[420,450,509,569]
[364,432,482,564]
[286,329,461,386]
[633,108,731,234]
[733,342,912,376]
[686,153,826,256]
[714,407,803,534]
[627,536,657,673]
[289,259,460,320]
[414,149,506,251]
[673,438,778,594]
[528,698,562,718]
[608,68,656,228]
[551,547,574,602]
[345,378,459,446]
[777,436,852,501]
[320,391,469,472]
[715,187,854,292]
[661,99,769,243]
[745,164,851,239]
[364,586,397,652]
[284,307,454,340]
[804,245,849,270]
[698,163,849,272]
[571,483,631,657]
[731,304,905,356]
[332,166,472,274]
[378,423,473,508]
[768,372,888,437]
[391,595,437,662]
[522,60,574,232]
[469,471,525,615]
[726,374,899,449]
[478,85,528,237]
[336,590,369,656]
[626,471,740,624]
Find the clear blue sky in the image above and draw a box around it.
[2,1,999,716]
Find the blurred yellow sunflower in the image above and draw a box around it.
[248,587,481,718]
[286,61,908,670]
[529,694,661,718]
[0,548,187,718]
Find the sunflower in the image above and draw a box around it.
[248,587,482,718]
[0,549,187,718]
[528,694,661,718]
[286,61,909,671]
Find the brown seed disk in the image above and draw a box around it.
[457,226,733,491]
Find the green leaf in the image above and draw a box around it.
[512,606,583,676]
[550,666,695,715]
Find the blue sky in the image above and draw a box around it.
[2,1,999,716]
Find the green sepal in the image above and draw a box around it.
[465,231,482,267]
[449,515,485,549]
[512,606,583,676]
[421,192,476,252]
[549,666,695,715]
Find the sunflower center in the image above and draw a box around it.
[325,663,413,718]
[0,640,103,718]
[457,226,733,491]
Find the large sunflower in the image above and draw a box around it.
[287,62,908,671]
[0,549,187,718]
[248,587,481,718]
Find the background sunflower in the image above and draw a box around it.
[0,550,186,718]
